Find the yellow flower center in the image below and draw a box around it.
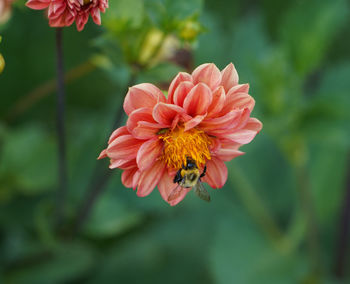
[158,126,212,170]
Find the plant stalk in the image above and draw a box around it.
[72,73,137,235]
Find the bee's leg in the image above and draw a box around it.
[199,165,207,179]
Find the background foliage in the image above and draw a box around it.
[1,0,350,283]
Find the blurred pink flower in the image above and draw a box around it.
[99,63,262,205]
[0,0,15,24]
[26,0,108,31]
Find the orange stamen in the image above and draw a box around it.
[158,125,211,170]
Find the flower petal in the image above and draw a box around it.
[124,83,166,115]
[91,8,101,25]
[133,170,141,190]
[108,126,129,144]
[183,83,212,117]
[153,102,186,126]
[184,114,206,131]
[132,121,166,140]
[216,142,244,161]
[202,157,228,189]
[192,63,222,90]
[221,91,255,114]
[97,149,107,160]
[137,160,166,197]
[158,172,190,206]
[221,63,239,92]
[229,83,250,94]
[121,167,138,188]
[207,86,225,117]
[173,81,194,107]
[223,117,262,144]
[136,138,163,171]
[200,110,243,132]
[127,107,154,132]
[26,0,51,9]
[109,159,137,170]
[107,135,143,160]
[167,72,192,104]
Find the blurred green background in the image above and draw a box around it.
[1,0,350,283]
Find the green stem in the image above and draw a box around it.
[295,164,322,276]
[4,60,96,122]
[72,72,138,236]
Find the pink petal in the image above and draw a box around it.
[207,86,225,117]
[91,8,101,25]
[127,107,154,132]
[192,63,222,90]
[205,108,251,138]
[152,102,186,126]
[107,135,143,160]
[183,83,212,117]
[108,126,130,144]
[229,83,250,94]
[109,159,136,170]
[118,159,137,170]
[137,160,166,197]
[223,118,262,144]
[26,0,51,9]
[221,91,255,114]
[245,117,263,131]
[121,167,138,188]
[209,137,221,153]
[124,83,166,115]
[167,72,192,104]
[157,172,190,206]
[75,14,89,31]
[97,149,107,160]
[221,63,239,93]
[133,170,141,190]
[184,114,206,131]
[132,121,166,140]
[173,81,194,107]
[200,110,244,132]
[136,138,163,171]
[216,142,245,161]
[202,157,228,189]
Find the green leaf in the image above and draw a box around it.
[5,243,96,284]
[301,62,350,146]
[317,61,350,109]
[309,143,348,226]
[88,208,217,284]
[280,0,348,76]
[137,62,182,85]
[210,215,306,284]
[104,0,145,30]
[0,124,55,196]
[83,190,143,238]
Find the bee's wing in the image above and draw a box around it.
[194,182,211,202]
[168,184,183,202]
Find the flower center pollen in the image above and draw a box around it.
[158,126,212,170]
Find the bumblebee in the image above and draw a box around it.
[168,158,210,202]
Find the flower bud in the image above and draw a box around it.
[0,53,4,74]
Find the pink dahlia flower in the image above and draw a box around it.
[99,63,262,206]
[26,0,108,31]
